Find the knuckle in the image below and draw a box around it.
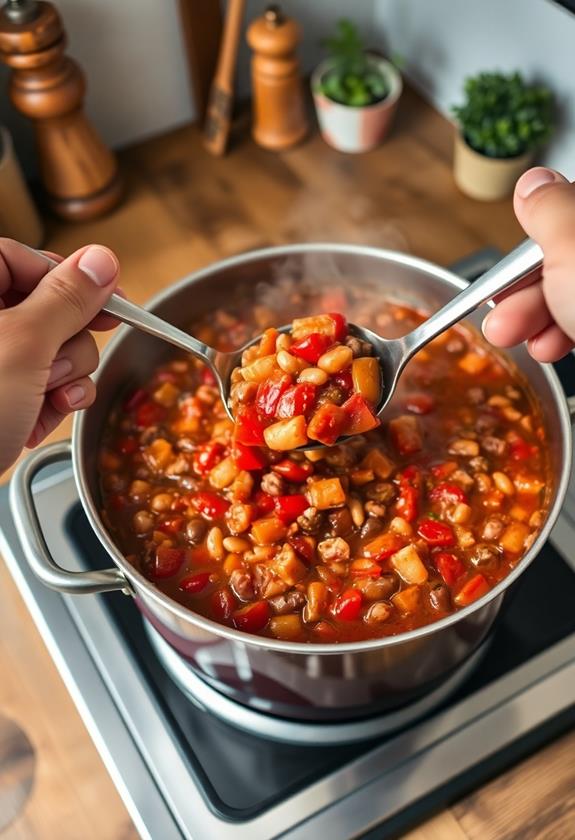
[47,271,91,323]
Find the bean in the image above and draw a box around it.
[129,480,151,501]
[223,536,251,553]
[451,502,472,524]
[492,471,515,496]
[275,333,292,352]
[150,493,173,512]
[276,349,307,374]
[364,602,392,624]
[186,518,207,545]
[429,584,450,611]
[448,438,480,457]
[348,496,365,528]
[317,345,354,374]
[133,510,154,534]
[298,367,329,386]
[206,526,224,560]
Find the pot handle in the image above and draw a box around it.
[9,440,130,595]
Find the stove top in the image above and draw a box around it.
[2,250,575,839]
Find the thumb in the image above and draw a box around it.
[513,167,575,342]
[15,245,119,361]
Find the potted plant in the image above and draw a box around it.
[452,71,555,201]
[311,19,402,154]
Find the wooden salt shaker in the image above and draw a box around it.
[246,4,308,150]
[0,0,122,221]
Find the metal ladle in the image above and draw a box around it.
[41,239,543,448]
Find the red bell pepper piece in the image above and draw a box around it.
[192,441,226,476]
[333,367,353,394]
[307,403,347,445]
[332,588,362,621]
[191,492,230,520]
[290,333,332,364]
[211,587,236,620]
[201,367,217,386]
[154,547,187,579]
[398,465,422,488]
[509,434,537,461]
[256,373,292,419]
[435,552,466,586]
[135,401,168,428]
[362,531,405,561]
[454,573,489,607]
[179,570,212,594]
[342,393,380,435]
[395,485,419,522]
[417,518,456,547]
[429,482,469,506]
[116,435,138,455]
[274,494,309,524]
[232,600,271,633]
[233,442,267,471]
[405,393,435,415]
[328,312,347,341]
[272,459,314,482]
[235,406,266,446]
[254,490,275,515]
[156,516,186,535]
[276,384,317,419]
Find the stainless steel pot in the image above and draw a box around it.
[10,244,575,721]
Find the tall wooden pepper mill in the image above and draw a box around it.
[246,4,308,150]
[0,0,122,221]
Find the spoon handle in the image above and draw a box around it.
[403,238,543,357]
[102,293,214,362]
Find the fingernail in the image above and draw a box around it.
[481,313,491,338]
[78,246,118,286]
[66,383,86,406]
[516,167,558,199]
[47,356,72,386]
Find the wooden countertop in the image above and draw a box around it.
[1,87,574,839]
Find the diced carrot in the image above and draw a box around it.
[392,585,421,614]
[251,517,288,545]
[352,357,382,405]
[307,477,346,510]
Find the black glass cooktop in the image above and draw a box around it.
[67,503,575,823]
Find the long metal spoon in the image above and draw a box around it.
[39,239,542,447]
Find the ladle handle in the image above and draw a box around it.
[403,238,543,357]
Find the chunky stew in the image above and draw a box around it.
[99,289,549,643]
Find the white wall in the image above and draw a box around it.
[373,0,575,176]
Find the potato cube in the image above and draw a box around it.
[307,477,346,510]
[251,517,288,545]
[242,355,278,383]
[352,357,381,405]
[269,614,303,641]
[392,585,421,614]
[209,456,240,489]
[274,544,307,585]
[291,314,338,340]
[144,438,174,471]
[360,449,395,479]
[500,522,529,554]
[390,544,429,584]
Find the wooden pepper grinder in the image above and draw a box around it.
[246,4,308,150]
[0,0,122,221]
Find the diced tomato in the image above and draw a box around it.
[342,393,380,435]
[272,459,314,482]
[135,401,167,428]
[307,403,347,445]
[276,384,317,419]
[454,573,490,607]
[201,367,217,386]
[398,465,422,488]
[288,534,315,563]
[211,587,236,620]
[156,515,186,535]
[430,461,458,480]
[256,373,292,419]
[328,312,347,341]
[333,367,353,394]
[191,492,230,520]
[332,588,362,621]
[254,490,275,515]
[235,406,266,446]
[395,485,419,522]
[179,571,212,594]
[509,434,536,461]
[429,482,468,506]
[405,393,435,415]
[417,518,456,547]
[117,436,138,455]
[232,600,271,633]
[274,494,309,524]
[290,333,332,364]
[193,441,226,476]
[233,442,267,471]
[154,547,186,579]
[123,388,148,412]
[435,552,466,586]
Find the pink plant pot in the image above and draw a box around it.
[311,57,402,154]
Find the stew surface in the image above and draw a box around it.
[99,286,550,643]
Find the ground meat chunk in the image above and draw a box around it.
[467,387,486,405]
[470,543,500,567]
[475,414,498,434]
[360,516,384,539]
[268,590,306,615]
[355,574,397,601]
[481,517,505,541]
[345,335,374,357]
[253,564,288,598]
[317,537,351,563]
[229,569,254,602]
[450,469,474,489]
[317,383,345,406]
[481,436,507,456]
[297,506,323,535]
[468,456,489,473]
[364,501,386,518]
[260,471,285,496]
[365,482,395,503]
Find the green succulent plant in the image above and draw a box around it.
[452,71,555,159]
[317,19,388,108]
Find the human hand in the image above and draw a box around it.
[0,240,119,474]
[482,167,575,362]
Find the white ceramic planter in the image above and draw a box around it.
[453,131,534,202]
[311,57,402,154]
